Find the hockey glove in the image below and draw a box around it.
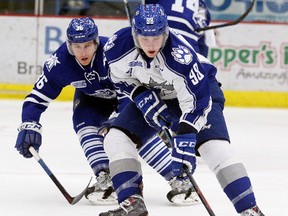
[195,2,209,33]
[171,133,197,176]
[134,89,172,131]
[15,122,42,158]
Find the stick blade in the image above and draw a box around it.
[69,177,93,205]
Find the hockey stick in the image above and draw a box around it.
[184,170,216,216]
[123,0,132,25]
[162,127,216,216]
[29,146,92,205]
[123,0,145,25]
[197,0,256,32]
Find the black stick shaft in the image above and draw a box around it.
[29,147,91,205]
[197,0,256,32]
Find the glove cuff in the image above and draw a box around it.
[18,122,42,134]
[175,133,196,140]
[133,89,152,103]
[132,86,148,100]
[173,133,196,149]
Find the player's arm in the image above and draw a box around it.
[15,67,65,158]
[169,56,212,177]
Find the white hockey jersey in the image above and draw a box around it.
[104,27,214,132]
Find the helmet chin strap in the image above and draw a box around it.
[66,40,74,55]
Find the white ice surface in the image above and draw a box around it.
[1,99,287,216]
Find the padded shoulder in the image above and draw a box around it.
[104,27,135,63]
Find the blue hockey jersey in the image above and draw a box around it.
[22,36,117,122]
[145,0,211,51]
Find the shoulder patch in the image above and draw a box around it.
[104,34,117,52]
[45,53,60,72]
[171,45,192,65]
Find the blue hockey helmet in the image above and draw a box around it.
[66,17,99,43]
[132,4,168,37]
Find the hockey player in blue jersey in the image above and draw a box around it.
[100,4,264,216]
[14,17,120,205]
[145,0,215,58]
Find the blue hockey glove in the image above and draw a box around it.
[134,89,172,131]
[171,133,197,176]
[15,122,42,158]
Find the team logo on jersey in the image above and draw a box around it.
[171,45,192,65]
[89,89,117,98]
[45,53,60,72]
[149,77,174,91]
[71,80,87,88]
[84,70,100,84]
[128,60,143,67]
[104,34,117,51]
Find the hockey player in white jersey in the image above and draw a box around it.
[100,4,212,216]
[142,0,214,206]
[143,1,265,215]
[100,4,265,216]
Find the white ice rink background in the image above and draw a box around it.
[1,100,288,215]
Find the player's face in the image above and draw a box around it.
[71,40,97,66]
[138,35,164,58]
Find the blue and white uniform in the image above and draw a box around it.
[21,37,119,175]
[145,1,259,213]
[103,26,212,203]
[145,0,213,57]
[106,27,212,141]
